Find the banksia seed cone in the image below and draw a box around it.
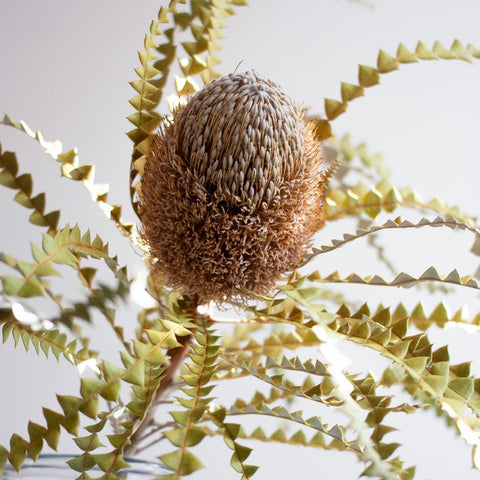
[139,70,325,304]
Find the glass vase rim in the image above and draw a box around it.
[3,453,168,474]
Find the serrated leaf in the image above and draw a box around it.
[450,362,471,378]
[120,352,145,386]
[2,275,45,297]
[433,41,457,60]
[67,453,96,473]
[377,49,399,73]
[8,434,28,471]
[430,302,449,321]
[415,41,437,60]
[146,327,184,349]
[363,189,382,218]
[231,443,254,465]
[424,374,448,394]
[69,165,95,182]
[74,435,105,452]
[358,64,379,87]
[170,410,191,427]
[93,454,130,473]
[160,449,203,475]
[42,407,62,449]
[340,82,364,102]
[387,340,411,359]
[396,43,418,63]
[312,118,332,141]
[403,356,428,374]
[26,421,47,460]
[325,98,347,120]
[133,340,166,366]
[29,210,50,227]
[448,378,474,400]
[451,39,473,63]
[1,275,27,296]
[164,426,207,447]
[371,425,397,443]
[79,396,99,419]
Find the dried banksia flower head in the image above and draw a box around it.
[139,70,325,304]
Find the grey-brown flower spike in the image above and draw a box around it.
[139,70,325,304]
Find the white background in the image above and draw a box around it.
[1,1,480,479]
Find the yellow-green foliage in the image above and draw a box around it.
[1,1,480,479]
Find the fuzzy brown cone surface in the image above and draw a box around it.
[140,70,325,304]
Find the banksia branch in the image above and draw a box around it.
[139,70,325,304]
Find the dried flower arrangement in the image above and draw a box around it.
[1,1,480,480]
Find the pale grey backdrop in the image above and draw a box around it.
[1,1,480,479]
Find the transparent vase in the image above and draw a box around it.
[1,454,169,479]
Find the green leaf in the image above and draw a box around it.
[160,449,204,475]
[133,339,166,366]
[451,39,473,62]
[363,189,382,218]
[8,434,28,471]
[107,434,128,449]
[67,453,96,472]
[164,426,207,447]
[120,351,145,386]
[79,396,99,419]
[415,41,437,60]
[424,374,448,395]
[170,410,191,427]
[448,378,474,400]
[93,454,130,473]
[129,79,158,96]
[80,377,105,397]
[68,165,94,181]
[0,445,8,476]
[450,362,471,378]
[358,64,380,87]
[325,98,347,120]
[377,442,400,460]
[42,408,62,449]
[396,43,418,63]
[391,318,409,338]
[74,435,105,452]
[371,425,397,443]
[2,275,45,297]
[432,41,457,60]
[430,302,449,322]
[146,327,184,349]
[57,395,83,417]
[311,118,332,141]
[383,188,402,212]
[1,276,28,296]
[26,421,47,460]
[340,82,364,102]
[231,443,255,468]
[377,49,399,73]
[403,357,428,374]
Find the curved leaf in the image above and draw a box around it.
[302,266,480,292]
[312,40,480,140]
[305,215,480,263]
[0,146,59,233]
[0,116,136,239]
[323,181,477,226]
